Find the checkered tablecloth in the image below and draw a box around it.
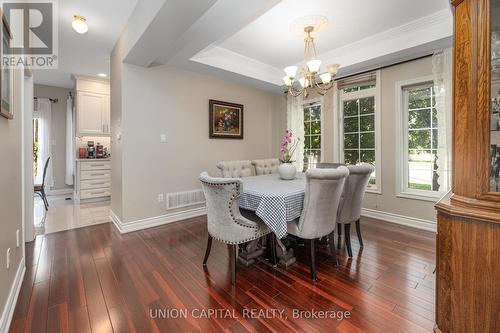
[239,173,306,239]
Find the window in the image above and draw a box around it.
[303,103,321,171]
[402,83,441,194]
[339,75,380,190]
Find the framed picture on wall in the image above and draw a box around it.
[0,13,13,119]
[209,99,244,139]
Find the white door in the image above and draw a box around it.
[77,91,106,135]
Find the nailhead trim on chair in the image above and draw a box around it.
[200,179,270,245]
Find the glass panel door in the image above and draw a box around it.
[490,0,500,191]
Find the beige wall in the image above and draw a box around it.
[33,84,73,190]
[113,64,283,223]
[0,69,25,322]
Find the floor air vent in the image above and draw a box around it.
[166,189,205,210]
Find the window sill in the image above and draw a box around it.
[396,191,441,202]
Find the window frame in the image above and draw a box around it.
[302,101,323,171]
[338,71,382,194]
[395,76,446,202]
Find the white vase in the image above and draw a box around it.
[278,163,297,180]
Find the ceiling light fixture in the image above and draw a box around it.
[283,16,340,98]
[98,73,107,78]
[72,15,88,34]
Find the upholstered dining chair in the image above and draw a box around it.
[286,167,349,281]
[199,172,272,285]
[34,157,51,211]
[251,158,280,175]
[336,164,375,257]
[216,160,254,178]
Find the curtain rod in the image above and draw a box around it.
[34,97,58,103]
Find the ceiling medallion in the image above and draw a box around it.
[283,16,339,98]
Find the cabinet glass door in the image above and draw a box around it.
[490,0,500,191]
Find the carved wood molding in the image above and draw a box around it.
[436,197,500,224]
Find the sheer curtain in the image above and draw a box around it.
[65,94,74,185]
[34,98,53,188]
[287,93,304,172]
[432,48,453,192]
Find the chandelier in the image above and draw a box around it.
[282,18,340,98]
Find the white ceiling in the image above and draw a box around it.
[34,0,138,88]
[217,0,448,68]
[188,0,452,89]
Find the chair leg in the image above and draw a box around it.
[310,239,317,281]
[328,231,338,265]
[202,235,213,266]
[230,244,237,286]
[269,234,277,266]
[41,189,49,210]
[355,219,363,247]
[337,223,342,249]
[344,224,353,258]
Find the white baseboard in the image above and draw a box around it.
[0,258,25,333]
[110,207,207,234]
[361,208,436,232]
[47,188,73,196]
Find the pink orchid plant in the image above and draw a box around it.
[280,130,299,163]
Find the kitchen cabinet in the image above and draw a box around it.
[75,159,111,202]
[74,75,110,136]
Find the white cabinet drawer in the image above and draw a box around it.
[81,188,111,199]
[80,161,111,171]
[81,170,111,180]
[81,179,111,190]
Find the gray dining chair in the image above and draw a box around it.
[199,172,272,285]
[336,164,375,257]
[251,158,280,175]
[316,162,344,169]
[216,160,254,178]
[286,167,349,281]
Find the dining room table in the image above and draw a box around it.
[238,172,308,266]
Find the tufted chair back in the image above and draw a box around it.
[252,158,280,175]
[216,160,254,178]
[295,167,349,239]
[316,162,344,169]
[199,172,266,244]
[337,164,375,225]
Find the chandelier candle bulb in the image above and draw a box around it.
[284,66,298,79]
[327,64,340,75]
[283,76,292,86]
[307,59,322,73]
[320,72,332,84]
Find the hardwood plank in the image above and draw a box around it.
[10,217,436,333]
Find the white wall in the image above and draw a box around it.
[0,68,26,331]
[112,63,283,223]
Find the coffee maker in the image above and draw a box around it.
[87,141,95,159]
[96,142,104,158]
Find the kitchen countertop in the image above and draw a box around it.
[76,158,111,162]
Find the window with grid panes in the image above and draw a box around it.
[340,81,377,187]
[303,104,321,171]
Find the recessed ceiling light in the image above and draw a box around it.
[72,15,88,34]
[98,73,107,78]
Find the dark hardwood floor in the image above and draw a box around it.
[9,216,436,333]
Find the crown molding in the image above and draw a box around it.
[191,9,453,87]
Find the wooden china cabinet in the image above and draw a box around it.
[434,0,500,332]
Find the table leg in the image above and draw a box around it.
[276,238,296,267]
[238,239,265,266]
